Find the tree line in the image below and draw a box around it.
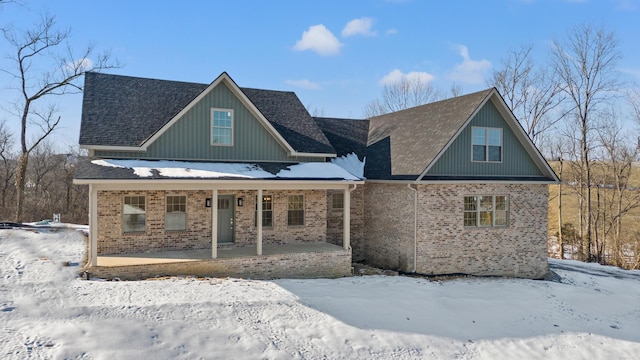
[0,127,88,224]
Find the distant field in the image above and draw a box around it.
[547,161,640,254]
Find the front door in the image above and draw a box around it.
[217,195,235,244]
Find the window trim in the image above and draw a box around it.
[210,108,234,146]
[463,195,509,228]
[287,194,305,226]
[123,195,146,233]
[471,126,503,163]
[255,194,273,228]
[165,195,187,232]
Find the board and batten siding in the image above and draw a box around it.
[94,82,321,163]
[426,99,543,177]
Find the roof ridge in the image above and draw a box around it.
[370,87,494,120]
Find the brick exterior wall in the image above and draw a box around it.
[363,183,417,272]
[89,249,352,280]
[238,190,327,246]
[326,186,365,261]
[362,183,549,279]
[96,189,327,255]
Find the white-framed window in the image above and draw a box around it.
[288,194,304,226]
[165,195,187,231]
[123,195,146,233]
[331,192,344,209]
[255,194,273,227]
[211,108,233,146]
[472,127,502,162]
[463,195,508,227]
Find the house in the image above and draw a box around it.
[74,72,558,280]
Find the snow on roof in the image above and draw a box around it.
[330,153,365,178]
[92,159,361,180]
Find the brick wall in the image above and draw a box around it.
[238,189,327,246]
[415,183,548,279]
[326,186,365,261]
[89,248,352,280]
[97,190,212,255]
[362,183,416,272]
[361,183,549,279]
[97,189,327,255]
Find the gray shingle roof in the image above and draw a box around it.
[80,72,207,147]
[366,88,493,179]
[240,88,334,154]
[80,72,334,154]
[313,117,369,160]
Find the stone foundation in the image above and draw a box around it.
[88,249,352,280]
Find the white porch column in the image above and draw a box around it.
[257,188,263,255]
[343,186,351,250]
[211,189,218,259]
[89,184,98,267]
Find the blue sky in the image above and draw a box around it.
[1,0,639,150]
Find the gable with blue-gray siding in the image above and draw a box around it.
[94,82,320,162]
[425,100,543,177]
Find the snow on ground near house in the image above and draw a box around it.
[1,229,639,360]
[92,159,361,180]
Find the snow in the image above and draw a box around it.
[2,229,640,359]
[331,153,365,178]
[92,159,361,180]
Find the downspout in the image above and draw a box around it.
[407,184,418,273]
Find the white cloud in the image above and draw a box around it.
[342,17,376,37]
[285,79,321,90]
[385,28,398,35]
[448,45,492,85]
[65,57,94,72]
[379,69,435,86]
[293,24,342,56]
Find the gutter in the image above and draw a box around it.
[407,184,418,273]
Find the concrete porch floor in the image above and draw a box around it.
[97,242,344,267]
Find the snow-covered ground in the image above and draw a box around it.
[1,228,639,359]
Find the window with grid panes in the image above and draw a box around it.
[288,195,304,226]
[165,195,186,231]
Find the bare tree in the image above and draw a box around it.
[2,13,118,222]
[0,120,15,219]
[489,44,565,147]
[364,76,442,117]
[598,120,640,267]
[550,23,622,262]
[549,136,569,260]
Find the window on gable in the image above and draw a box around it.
[123,195,146,233]
[463,195,509,227]
[288,195,304,226]
[472,127,502,162]
[255,194,273,227]
[211,109,233,146]
[165,195,187,231]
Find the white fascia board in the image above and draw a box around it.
[292,152,337,158]
[365,179,557,185]
[80,144,145,152]
[74,179,364,191]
